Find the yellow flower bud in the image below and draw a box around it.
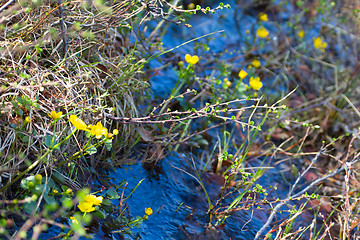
[259,13,268,21]
[35,174,42,183]
[252,59,261,69]
[298,30,305,38]
[238,70,248,79]
[145,207,153,216]
[256,26,269,38]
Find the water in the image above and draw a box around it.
[101,148,305,239]
[103,1,323,239]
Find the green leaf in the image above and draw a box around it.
[106,188,120,199]
[134,216,144,226]
[86,146,97,155]
[101,198,112,206]
[104,138,112,151]
[44,184,56,204]
[21,135,29,143]
[44,135,59,149]
[24,201,38,215]
[93,209,106,219]
[33,183,44,195]
[52,171,66,185]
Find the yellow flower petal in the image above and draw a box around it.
[84,194,103,206]
[69,115,88,130]
[78,201,95,213]
[185,54,199,65]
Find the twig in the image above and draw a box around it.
[0,0,15,14]
[58,0,68,65]
[171,121,231,145]
[254,147,360,239]
[106,98,269,125]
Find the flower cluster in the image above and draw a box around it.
[224,78,231,87]
[313,37,327,51]
[78,194,103,213]
[237,69,263,91]
[69,115,118,138]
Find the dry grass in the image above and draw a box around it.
[0,0,148,194]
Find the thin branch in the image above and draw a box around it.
[254,148,360,239]
[58,0,68,65]
[0,0,15,14]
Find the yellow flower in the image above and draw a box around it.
[298,30,305,38]
[69,115,88,131]
[185,54,199,65]
[313,37,327,51]
[252,59,261,69]
[249,77,263,91]
[145,207,153,216]
[24,116,31,123]
[84,194,103,206]
[90,122,108,139]
[256,26,269,38]
[113,129,119,135]
[245,29,250,34]
[259,13,268,21]
[48,111,62,120]
[78,201,95,213]
[238,70,248,79]
[70,216,79,224]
